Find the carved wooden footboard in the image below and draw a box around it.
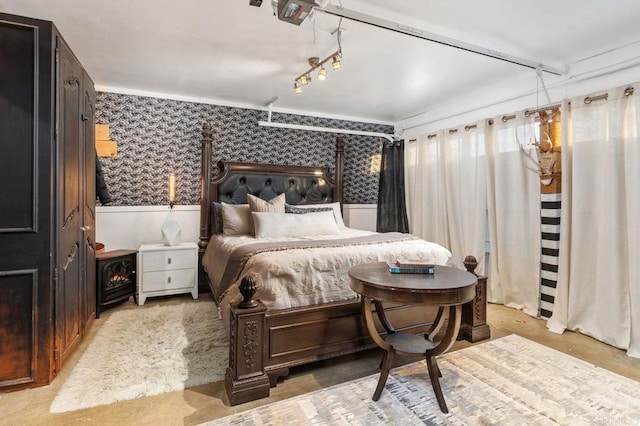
[224,258,489,405]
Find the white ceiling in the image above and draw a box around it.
[2,0,640,124]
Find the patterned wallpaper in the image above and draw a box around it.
[95,92,393,206]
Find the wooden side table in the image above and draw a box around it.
[349,262,477,413]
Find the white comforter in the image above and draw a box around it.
[203,228,452,325]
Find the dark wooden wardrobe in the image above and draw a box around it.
[0,12,97,391]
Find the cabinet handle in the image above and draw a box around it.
[167,276,172,284]
[167,257,172,265]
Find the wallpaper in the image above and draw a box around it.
[95,92,393,206]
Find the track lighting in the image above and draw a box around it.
[292,25,343,94]
[293,50,341,92]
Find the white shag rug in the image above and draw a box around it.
[50,301,228,413]
[208,334,640,425]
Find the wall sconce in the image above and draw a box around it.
[161,173,181,246]
[370,154,381,174]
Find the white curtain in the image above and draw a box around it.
[485,112,541,316]
[405,132,450,248]
[548,83,640,357]
[405,124,486,274]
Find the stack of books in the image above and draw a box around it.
[387,259,436,274]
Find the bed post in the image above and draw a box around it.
[335,136,345,205]
[199,123,213,287]
[459,255,491,342]
[225,276,270,405]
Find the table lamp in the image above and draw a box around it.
[161,173,181,246]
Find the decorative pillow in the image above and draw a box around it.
[285,205,333,215]
[221,203,251,235]
[247,193,286,235]
[252,210,341,238]
[285,202,346,228]
[212,202,223,234]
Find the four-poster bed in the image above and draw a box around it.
[197,122,490,405]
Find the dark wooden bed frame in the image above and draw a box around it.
[198,122,490,405]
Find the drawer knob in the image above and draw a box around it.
[168,257,172,265]
[167,276,172,284]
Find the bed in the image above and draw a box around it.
[197,122,490,405]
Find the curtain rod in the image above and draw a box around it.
[257,120,395,142]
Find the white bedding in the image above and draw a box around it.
[203,228,452,327]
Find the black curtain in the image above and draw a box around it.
[376,140,409,233]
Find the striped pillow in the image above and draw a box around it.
[246,193,286,235]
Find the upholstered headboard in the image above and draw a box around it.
[198,122,345,252]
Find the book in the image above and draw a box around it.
[387,261,435,274]
[396,259,435,268]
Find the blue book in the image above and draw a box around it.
[387,262,435,274]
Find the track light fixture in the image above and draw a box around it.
[332,56,341,70]
[292,24,343,94]
[317,65,327,80]
[293,50,341,93]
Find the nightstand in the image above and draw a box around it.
[137,242,198,305]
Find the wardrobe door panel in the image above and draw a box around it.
[82,72,97,325]
[0,21,36,232]
[55,36,83,370]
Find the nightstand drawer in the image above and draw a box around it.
[142,268,195,292]
[142,249,193,272]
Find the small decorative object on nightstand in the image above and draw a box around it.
[161,173,182,246]
[137,242,198,305]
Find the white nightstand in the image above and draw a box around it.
[137,242,198,305]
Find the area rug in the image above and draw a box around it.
[50,301,228,413]
[207,334,640,425]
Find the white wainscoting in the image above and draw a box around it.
[96,204,379,252]
[342,204,377,232]
[96,205,200,251]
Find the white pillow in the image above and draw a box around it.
[252,211,341,238]
[221,203,251,235]
[247,193,286,235]
[285,202,345,228]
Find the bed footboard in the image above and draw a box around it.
[224,256,490,406]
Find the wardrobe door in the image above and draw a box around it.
[54,35,84,372]
[82,71,97,326]
[0,16,53,388]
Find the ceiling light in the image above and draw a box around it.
[300,74,309,85]
[332,56,341,70]
[317,65,327,81]
[293,82,302,94]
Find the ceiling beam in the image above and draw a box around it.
[315,4,566,76]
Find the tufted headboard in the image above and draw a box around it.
[198,122,345,253]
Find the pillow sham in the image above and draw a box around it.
[285,202,346,228]
[247,193,286,235]
[221,203,251,235]
[252,210,341,238]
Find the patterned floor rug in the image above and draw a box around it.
[207,334,640,425]
[50,301,228,413]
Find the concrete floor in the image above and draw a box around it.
[1,294,639,426]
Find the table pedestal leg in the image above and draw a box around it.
[373,349,395,401]
[426,353,448,413]
[425,304,462,413]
